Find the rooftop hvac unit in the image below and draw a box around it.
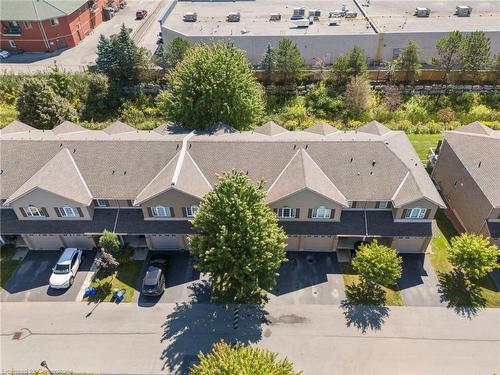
[270,13,281,21]
[329,10,343,17]
[345,11,357,18]
[455,5,472,17]
[329,17,341,26]
[414,7,430,17]
[226,12,240,22]
[291,6,306,20]
[309,9,321,20]
[293,18,310,28]
[183,12,197,22]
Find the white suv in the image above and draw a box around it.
[49,248,83,289]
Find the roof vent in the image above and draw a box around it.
[478,161,482,168]
[124,171,127,175]
[60,143,63,147]
[189,144,192,149]
[350,157,353,163]
[372,160,376,166]
[357,172,360,176]
[73,148,76,153]
[293,144,297,149]
[112,170,115,175]
[305,144,309,149]
[370,171,373,175]
[176,144,180,150]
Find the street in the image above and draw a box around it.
[1,302,499,374]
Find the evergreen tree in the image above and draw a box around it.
[459,31,491,83]
[188,171,287,303]
[274,38,304,89]
[394,40,421,84]
[329,46,368,93]
[155,37,190,72]
[260,43,275,85]
[434,31,463,82]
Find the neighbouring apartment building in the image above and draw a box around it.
[0,0,120,52]
[0,120,445,253]
[432,122,500,247]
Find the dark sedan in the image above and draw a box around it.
[141,255,168,296]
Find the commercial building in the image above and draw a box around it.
[159,0,500,65]
[0,0,121,52]
[0,120,444,253]
[432,122,500,247]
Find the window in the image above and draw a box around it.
[25,206,44,217]
[378,201,389,209]
[405,208,427,219]
[96,199,107,207]
[152,206,171,217]
[312,206,331,219]
[277,207,296,218]
[24,21,32,29]
[8,40,16,48]
[60,206,77,217]
[50,18,59,26]
[186,205,199,217]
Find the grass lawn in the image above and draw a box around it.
[340,263,404,306]
[0,245,20,293]
[408,134,443,162]
[0,102,18,128]
[430,209,500,308]
[83,261,143,303]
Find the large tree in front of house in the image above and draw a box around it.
[188,171,287,303]
[448,233,499,281]
[99,230,120,258]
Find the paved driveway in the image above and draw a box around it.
[1,250,96,302]
[398,254,445,306]
[136,251,209,306]
[268,252,345,305]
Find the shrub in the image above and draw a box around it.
[117,243,135,264]
[95,249,119,275]
[344,76,372,117]
[437,107,456,122]
[99,230,121,258]
[304,83,344,119]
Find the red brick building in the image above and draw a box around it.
[0,0,121,52]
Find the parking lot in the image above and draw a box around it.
[0,250,96,302]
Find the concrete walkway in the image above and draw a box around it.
[398,254,445,306]
[2,302,500,375]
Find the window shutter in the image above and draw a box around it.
[127,200,134,207]
[170,207,175,217]
[19,207,27,217]
[308,209,312,218]
[295,208,300,218]
[77,207,83,217]
[41,207,49,217]
[273,208,278,214]
[387,201,392,208]
[55,207,62,217]
[330,209,335,219]
[375,201,380,208]
[147,207,152,217]
[105,200,110,207]
[402,209,409,219]
[182,207,187,217]
[93,199,98,206]
[424,209,430,219]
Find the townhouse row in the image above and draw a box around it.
[0,120,497,252]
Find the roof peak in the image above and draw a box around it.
[453,122,495,136]
[254,121,289,136]
[304,122,339,136]
[357,121,391,136]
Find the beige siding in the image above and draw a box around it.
[432,141,494,233]
[393,198,438,220]
[148,234,181,250]
[61,235,95,249]
[285,236,300,251]
[391,237,427,253]
[269,190,343,221]
[9,188,91,220]
[25,234,64,250]
[302,235,335,251]
[141,189,200,218]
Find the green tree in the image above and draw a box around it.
[260,43,275,85]
[191,341,301,375]
[394,40,421,84]
[491,53,500,85]
[328,46,368,93]
[155,37,190,72]
[96,24,152,84]
[16,77,77,129]
[459,31,491,83]
[95,249,119,276]
[352,240,402,287]
[448,233,499,281]
[188,171,287,303]
[99,230,121,258]
[344,75,372,117]
[304,83,344,118]
[156,41,264,130]
[348,46,368,77]
[274,38,304,89]
[434,31,463,82]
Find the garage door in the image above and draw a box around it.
[61,235,94,250]
[392,238,426,253]
[149,234,180,250]
[26,235,63,250]
[285,236,299,251]
[302,236,334,251]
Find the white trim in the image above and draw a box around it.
[267,149,301,194]
[172,131,195,186]
[65,148,93,202]
[391,171,410,201]
[184,152,212,189]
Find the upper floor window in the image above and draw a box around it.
[377,201,390,209]
[312,206,331,219]
[405,208,427,219]
[277,207,296,218]
[347,201,358,208]
[4,21,21,34]
[186,205,199,217]
[25,206,44,217]
[96,199,108,207]
[60,206,78,217]
[50,18,59,26]
[152,206,171,217]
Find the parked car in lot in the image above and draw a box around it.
[136,9,148,19]
[49,248,83,289]
[141,254,168,296]
[0,49,10,59]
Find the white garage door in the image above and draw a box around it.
[27,235,63,250]
[285,236,300,251]
[303,236,334,251]
[149,234,180,250]
[61,235,94,250]
[392,238,426,253]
